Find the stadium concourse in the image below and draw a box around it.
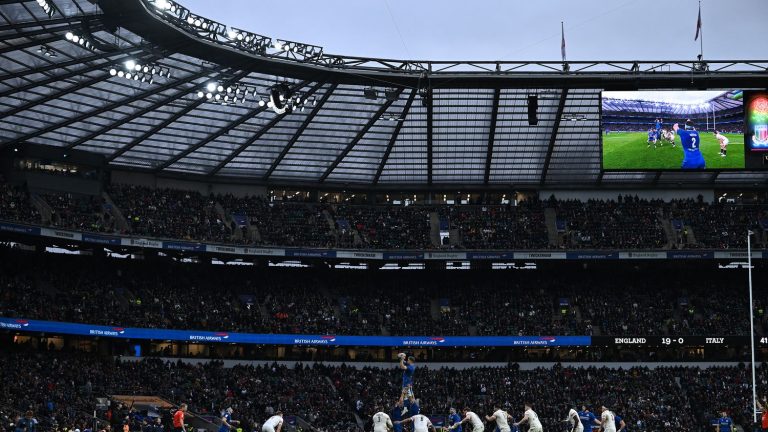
[2,1,768,432]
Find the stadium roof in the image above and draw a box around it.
[602,91,744,116]
[1,0,768,188]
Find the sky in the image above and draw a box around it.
[179,0,767,62]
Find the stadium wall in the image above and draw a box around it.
[110,170,268,197]
[546,189,715,203]
[25,171,102,195]
[116,357,740,370]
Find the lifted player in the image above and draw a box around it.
[398,353,416,404]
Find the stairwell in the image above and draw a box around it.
[429,211,442,247]
[322,208,339,246]
[684,225,698,246]
[29,193,52,224]
[214,202,241,243]
[430,299,441,320]
[543,207,562,247]
[102,191,129,233]
[657,208,675,250]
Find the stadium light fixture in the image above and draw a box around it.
[63,30,99,51]
[110,61,170,85]
[364,88,378,100]
[154,0,171,10]
[36,0,59,18]
[37,45,57,57]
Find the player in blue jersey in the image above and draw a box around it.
[398,353,416,404]
[393,401,404,432]
[716,411,733,432]
[613,413,626,432]
[449,408,463,432]
[674,119,706,169]
[647,129,657,149]
[655,118,663,141]
[219,408,239,432]
[408,399,420,417]
[579,406,601,432]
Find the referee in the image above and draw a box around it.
[173,404,188,432]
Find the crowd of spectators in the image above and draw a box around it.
[108,184,233,242]
[332,205,432,250]
[218,194,335,248]
[0,249,761,338]
[0,180,40,223]
[1,348,766,432]
[42,193,115,233]
[665,199,767,249]
[1,181,767,250]
[440,199,549,249]
[553,196,667,249]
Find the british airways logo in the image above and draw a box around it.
[190,332,229,342]
[402,337,446,346]
[0,319,28,329]
[90,327,124,336]
[512,336,557,346]
[294,335,337,344]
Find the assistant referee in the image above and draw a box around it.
[173,404,188,432]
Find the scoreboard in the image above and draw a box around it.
[592,336,765,346]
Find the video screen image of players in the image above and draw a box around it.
[602,90,745,170]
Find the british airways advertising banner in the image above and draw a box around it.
[0,317,590,347]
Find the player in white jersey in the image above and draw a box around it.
[514,403,543,432]
[485,404,512,432]
[715,131,729,157]
[449,408,485,432]
[564,406,583,432]
[598,406,616,432]
[372,407,393,432]
[662,129,676,147]
[396,414,435,432]
[261,412,283,432]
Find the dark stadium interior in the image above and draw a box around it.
[2,1,768,432]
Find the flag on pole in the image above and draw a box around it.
[561,22,566,62]
[694,3,702,41]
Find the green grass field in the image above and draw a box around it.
[602,132,744,170]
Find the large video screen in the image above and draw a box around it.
[602,90,744,170]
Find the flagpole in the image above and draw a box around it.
[699,0,704,59]
[748,230,757,424]
[561,21,565,62]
